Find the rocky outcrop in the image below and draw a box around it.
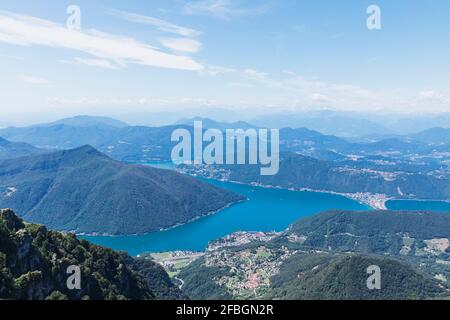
[0,209,183,300]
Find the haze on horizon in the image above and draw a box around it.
[1,0,449,124]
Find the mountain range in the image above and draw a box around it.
[1,115,448,202]
[249,110,450,137]
[180,152,450,201]
[37,115,129,129]
[0,137,46,160]
[251,110,393,137]
[0,122,187,162]
[0,145,243,235]
[176,117,256,131]
[2,116,449,160]
[1,114,449,301]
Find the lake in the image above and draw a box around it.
[83,163,369,255]
[386,200,450,212]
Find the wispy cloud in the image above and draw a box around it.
[184,0,269,19]
[62,57,123,70]
[199,64,236,76]
[159,37,202,53]
[109,9,202,37]
[0,53,25,60]
[47,96,219,109]
[243,68,267,81]
[0,11,203,71]
[18,74,50,84]
[419,90,450,104]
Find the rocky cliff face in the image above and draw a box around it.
[0,209,182,300]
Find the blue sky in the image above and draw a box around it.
[0,0,449,122]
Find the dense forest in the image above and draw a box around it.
[0,209,183,300]
[0,145,243,235]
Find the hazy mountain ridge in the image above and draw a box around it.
[0,116,448,179]
[0,123,188,162]
[408,127,450,146]
[250,110,450,137]
[37,115,129,128]
[1,116,448,161]
[0,137,47,160]
[176,117,256,130]
[0,145,244,235]
[1,116,448,202]
[0,124,116,150]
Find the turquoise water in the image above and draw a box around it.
[386,200,450,212]
[83,164,369,255]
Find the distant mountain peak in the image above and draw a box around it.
[41,115,129,128]
[176,117,256,130]
[0,136,45,160]
[56,144,110,162]
[63,144,104,155]
[0,136,9,145]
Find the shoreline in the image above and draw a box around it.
[200,176,389,210]
[387,198,450,204]
[78,175,449,238]
[78,198,247,238]
[190,174,448,210]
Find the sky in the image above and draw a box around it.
[0,0,449,123]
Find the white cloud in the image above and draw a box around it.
[60,57,123,69]
[228,82,255,88]
[419,90,448,101]
[420,91,439,99]
[311,93,329,103]
[199,64,236,76]
[159,37,202,53]
[211,68,450,113]
[184,0,269,19]
[74,57,122,69]
[47,96,219,108]
[109,10,202,37]
[18,75,50,84]
[110,10,204,54]
[243,68,267,81]
[418,90,450,105]
[0,11,203,71]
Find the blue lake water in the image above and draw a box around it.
[386,200,450,212]
[83,163,369,256]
